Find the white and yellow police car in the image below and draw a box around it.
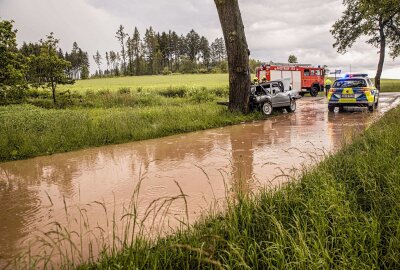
[327,76,379,112]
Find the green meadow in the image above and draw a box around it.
[58,74,229,93]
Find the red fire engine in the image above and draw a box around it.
[256,63,326,97]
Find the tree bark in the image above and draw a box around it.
[214,0,251,113]
[375,20,386,90]
[51,81,57,104]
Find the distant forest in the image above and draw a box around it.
[94,25,229,78]
[1,18,265,104]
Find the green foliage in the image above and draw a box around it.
[288,54,298,63]
[331,0,400,88]
[65,42,90,80]
[249,58,262,73]
[100,28,229,77]
[0,18,28,104]
[81,65,89,79]
[162,67,172,75]
[74,105,400,269]
[331,0,400,54]
[28,33,74,103]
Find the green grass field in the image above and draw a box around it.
[59,74,400,94]
[381,79,400,92]
[58,74,229,93]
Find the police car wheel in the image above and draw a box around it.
[262,102,273,116]
[368,105,374,112]
[328,105,335,112]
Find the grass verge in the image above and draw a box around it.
[0,89,262,161]
[74,105,400,269]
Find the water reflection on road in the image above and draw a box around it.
[0,93,399,265]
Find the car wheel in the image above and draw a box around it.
[328,105,335,112]
[339,107,345,112]
[286,99,296,113]
[310,87,319,97]
[375,97,379,108]
[368,105,374,112]
[262,102,273,116]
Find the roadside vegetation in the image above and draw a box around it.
[74,104,400,269]
[0,85,265,162]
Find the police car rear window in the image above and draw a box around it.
[333,79,367,88]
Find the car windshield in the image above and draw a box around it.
[333,79,367,88]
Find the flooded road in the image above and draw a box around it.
[1,93,399,266]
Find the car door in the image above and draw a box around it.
[271,82,289,107]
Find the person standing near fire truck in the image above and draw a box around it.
[325,78,332,97]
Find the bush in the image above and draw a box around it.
[27,98,55,109]
[97,89,111,96]
[157,87,188,98]
[187,87,216,103]
[162,67,172,76]
[0,85,27,105]
[118,87,131,95]
[198,68,209,74]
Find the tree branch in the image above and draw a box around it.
[388,20,400,36]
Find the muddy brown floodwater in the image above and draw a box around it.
[1,93,399,267]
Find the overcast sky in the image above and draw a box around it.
[1,0,399,78]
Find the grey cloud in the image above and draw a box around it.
[0,0,398,78]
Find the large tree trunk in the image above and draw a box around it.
[214,0,251,113]
[375,21,386,90]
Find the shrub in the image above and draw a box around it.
[157,87,188,98]
[118,87,131,95]
[162,67,172,76]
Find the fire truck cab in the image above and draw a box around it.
[256,64,326,97]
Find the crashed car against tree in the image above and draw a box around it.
[249,79,301,116]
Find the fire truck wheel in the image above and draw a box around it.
[286,99,296,113]
[310,87,319,97]
[261,102,273,116]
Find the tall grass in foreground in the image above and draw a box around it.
[12,106,400,269]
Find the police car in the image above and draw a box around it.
[327,76,379,112]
